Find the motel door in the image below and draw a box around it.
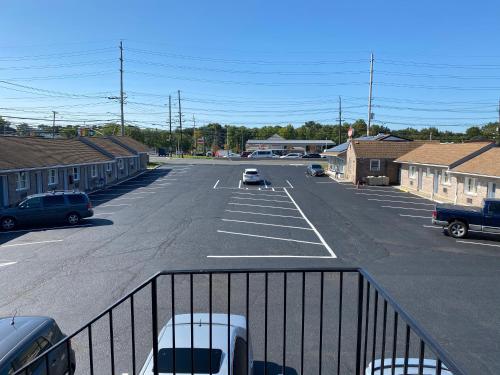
[488,182,497,198]
[35,171,43,194]
[433,170,439,194]
[0,176,6,207]
[417,168,423,190]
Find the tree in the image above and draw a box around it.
[465,126,481,139]
[16,123,31,136]
[0,117,16,135]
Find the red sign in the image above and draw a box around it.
[197,138,205,144]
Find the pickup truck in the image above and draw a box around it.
[432,198,500,238]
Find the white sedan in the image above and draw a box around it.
[140,313,253,375]
[279,153,303,159]
[242,168,262,184]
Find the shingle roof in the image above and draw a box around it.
[0,136,113,171]
[395,142,493,167]
[84,137,134,157]
[451,147,500,177]
[110,136,151,153]
[351,140,431,159]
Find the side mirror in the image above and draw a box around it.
[18,204,25,209]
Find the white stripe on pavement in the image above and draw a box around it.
[231,197,293,204]
[382,206,432,211]
[225,210,304,219]
[213,180,220,189]
[100,204,132,207]
[368,199,434,206]
[399,214,430,219]
[356,192,428,200]
[0,261,17,268]
[284,188,337,258]
[207,255,333,259]
[0,224,93,234]
[228,203,298,211]
[221,218,313,230]
[217,230,323,245]
[286,180,294,188]
[232,192,287,198]
[0,239,63,248]
[456,240,500,248]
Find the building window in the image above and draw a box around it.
[16,172,29,190]
[370,159,380,172]
[464,177,477,195]
[73,167,80,181]
[48,169,58,185]
[409,166,417,179]
[118,159,124,170]
[441,170,450,185]
[129,158,134,166]
[106,163,112,172]
[91,165,98,178]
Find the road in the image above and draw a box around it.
[1,161,499,374]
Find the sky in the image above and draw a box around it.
[0,0,499,132]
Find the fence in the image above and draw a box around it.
[14,268,466,375]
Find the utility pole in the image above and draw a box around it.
[338,96,342,145]
[497,98,500,145]
[52,111,57,138]
[119,41,125,136]
[367,52,374,136]
[168,95,172,155]
[178,90,183,157]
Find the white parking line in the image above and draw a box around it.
[356,193,428,200]
[316,181,336,184]
[231,197,293,204]
[221,218,313,230]
[93,212,115,216]
[284,188,336,258]
[0,261,17,268]
[272,188,275,191]
[264,180,268,188]
[0,224,93,234]
[347,188,407,193]
[382,206,432,212]
[228,203,298,211]
[233,192,287,198]
[101,204,132,207]
[286,180,294,188]
[225,210,304,219]
[207,255,333,259]
[238,180,242,189]
[423,225,442,229]
[0,239,63,248]
[213,180,220,189]
[368,199,434,206]
[456,240,500,248]
[399,214,430,219]
[217,230,323,245]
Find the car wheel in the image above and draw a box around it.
[448,220,468,238]
[1,217,16,231]
[67,213,80,225]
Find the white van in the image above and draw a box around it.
[247,150,278,159]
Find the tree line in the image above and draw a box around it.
[0,116,498,152]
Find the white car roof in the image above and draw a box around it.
[244,168,258,173]
[139,314,247,375]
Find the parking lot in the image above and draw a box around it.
[0,162,499,374]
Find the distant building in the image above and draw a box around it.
[245,134,334,154]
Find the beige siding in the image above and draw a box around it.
[455,175,500,207]
[344,145,357,183]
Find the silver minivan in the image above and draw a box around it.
[247,150,277,159]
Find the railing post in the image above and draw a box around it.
[355,273,365,375]
[152,278,159,375]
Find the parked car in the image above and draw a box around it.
[0,192,93,230]
[242,168,262,184]
[240,151,252,158]
[0,316,76,375]
[302,153,324,159]
[366,358,452,375]
[247,150,278,159]
[306,164,325,176]
[432,198,500,238]
[279,153,302,159]
[139,314,253,375]
[206,151,214,157]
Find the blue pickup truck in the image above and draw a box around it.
[432,198,500,238]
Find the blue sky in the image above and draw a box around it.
[1,0,499,132]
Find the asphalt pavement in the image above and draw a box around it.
[1,162,499,374]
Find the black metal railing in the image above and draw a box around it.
[14,268,466,375]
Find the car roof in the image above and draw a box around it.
[244,168,258,172]
[25,191,86,199]
[0,316,54,363]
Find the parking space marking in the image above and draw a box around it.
[228,202,298,211]
[456,240,500,248]
[356,192,428,200]
[238,180,242,189]
[316,181,336,184]
[382,206,433,212]
[231,196,293,204]
[221,218,313,230]
[399,214,430,219]
[217,230,323,245]
[207,255,333,259]
[272,187,275,191]
[0,261,17,268]
[286,180,294,188]
[264,180,268,188]
[0,223,93,235]
[284,188,336,258]
[233,192,288,198]
[346,188,408,193]
[367,199,435,206]
[92,212,115,216]
[101,204,132,207]
[225,210,304,219]
[0,239,63,248]
[213,180,220,189]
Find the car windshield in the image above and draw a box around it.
[245,171,258,175]
[311,165,322,169]
[156,348,223,374]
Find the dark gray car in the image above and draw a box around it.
[306,163,325,176]
[0,316,75,375]
[0,192,93,231]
